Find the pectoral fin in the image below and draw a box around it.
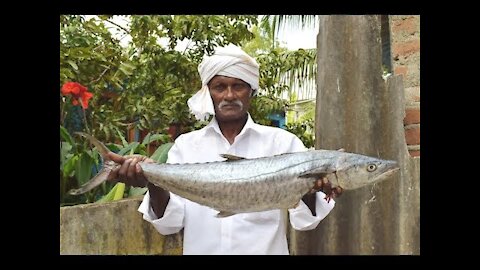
[216,211,236,218]
[220,154,246,161]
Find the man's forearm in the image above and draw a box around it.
[147,182,170,218]
[301,193,317,216]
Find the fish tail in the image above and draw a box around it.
[74,132,112,159]
[68,133,114,196]
[68,169,111,195]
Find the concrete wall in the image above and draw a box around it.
[287,15,420,255]
[60,197,183,255]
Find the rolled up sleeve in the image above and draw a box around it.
[138,191,185,235]
[288,191,335,231]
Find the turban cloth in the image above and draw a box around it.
[187,44,260,121]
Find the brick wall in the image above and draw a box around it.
[390,15,420,157]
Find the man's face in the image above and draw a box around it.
[208,75,253,122]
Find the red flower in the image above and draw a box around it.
[61,82,93,109]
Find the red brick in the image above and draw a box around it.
[409,150,420,157]
[404,107,420,125]
[392,16,418,35]
[395,66,408,77]
[393,40,420,57]
[405,125,420,145]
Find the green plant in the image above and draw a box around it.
[285,119,315,149]
[60,125,102,205]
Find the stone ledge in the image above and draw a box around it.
[60,197,183,255]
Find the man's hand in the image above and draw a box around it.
[309,176,343,203]
[106,152,155,187]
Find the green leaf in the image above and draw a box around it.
[128,187,148,197]
[118,142,140,156]
[60,142,73,168]
[121,62,136,70]
[113,183,126,200]
[75,153,95,185]
[142,134,169,145]
[115,127,129,147]
[96,182,119,203]
[67,60,78,70]
[106,143,122,152]
[141,132,151,145]
[119,62,135,76]
[119,66,132,76]
[63,154,78,178]
[150,142,174,163]
[60,125,74,146]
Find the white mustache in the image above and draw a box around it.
[218,100,243,111]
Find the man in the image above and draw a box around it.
[107,44,341,255]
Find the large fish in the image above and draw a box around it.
[69,132,399,217]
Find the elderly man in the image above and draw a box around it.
[107,44,340,255]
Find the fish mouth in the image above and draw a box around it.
[379,162,400,178]
[382,167,399,177]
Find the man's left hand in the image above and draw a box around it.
[310,177,343,202]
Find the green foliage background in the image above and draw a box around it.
[60,15,316,205]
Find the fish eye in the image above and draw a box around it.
[367,164,377,172]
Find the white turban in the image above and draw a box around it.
[187,44,260,121]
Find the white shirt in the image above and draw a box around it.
[138,114,335,255]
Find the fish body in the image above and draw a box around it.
[69,132,399,216]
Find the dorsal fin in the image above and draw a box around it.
[220,154,246,161]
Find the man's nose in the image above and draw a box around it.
[224,86,236,100]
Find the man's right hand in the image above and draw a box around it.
[107,152,171,218]
[106,152,155,187]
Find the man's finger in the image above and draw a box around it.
[126,158,138,181]
[136,163,143,174]
[118,159,132,182]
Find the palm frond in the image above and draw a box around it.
[261,15,319,41]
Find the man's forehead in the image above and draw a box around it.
[209,75,248,84]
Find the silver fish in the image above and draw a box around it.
[69,132,399,217]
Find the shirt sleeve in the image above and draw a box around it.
[138,190,186,235]
[288,191,335,231]
[137,139,187,235]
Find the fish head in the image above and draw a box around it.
[333,154,400,190]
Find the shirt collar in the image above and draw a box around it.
[205,113,258,138]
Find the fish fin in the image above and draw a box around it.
[220,154,245,161]
[68,169,110,195]
[216,211,236,218]
[75,132,112,159]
